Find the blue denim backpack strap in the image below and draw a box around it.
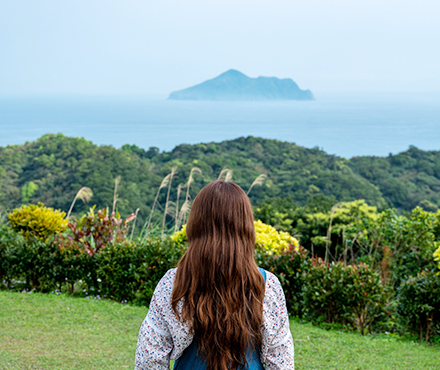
[173,268,267,370]
[258,267,267,283]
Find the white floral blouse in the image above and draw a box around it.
[135,268,295,370]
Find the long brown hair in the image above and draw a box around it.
[171,180,265,370]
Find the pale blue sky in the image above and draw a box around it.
[1,0,439,95]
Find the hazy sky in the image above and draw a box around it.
[1,0,439,96]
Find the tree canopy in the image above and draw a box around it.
[1,134,440,231]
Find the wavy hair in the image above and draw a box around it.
[171,180,265,370]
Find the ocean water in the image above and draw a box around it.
[0,93,439,159]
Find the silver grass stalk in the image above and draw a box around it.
[247,174,267,195]
[162,166,178,237]
[165,201,177,217]
[112,176,121,215]
[130,208,140,241]
[67,186,93,219]
[179,167,203,226]
[185,167,202,204]
[178,200,192,228]
[175,184,183,233]
[225,169,233,182]
[325,202,341,263]
[217,168,231,180]
[146,173,171,232]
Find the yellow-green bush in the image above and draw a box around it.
[172,224,188,245]
[172,220,299,255]
[254,219,299,255]
[435,246,440,271]
[8,203,67,240]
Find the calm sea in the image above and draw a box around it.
[1,93,439,159]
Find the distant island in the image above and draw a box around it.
[168,69,314,101]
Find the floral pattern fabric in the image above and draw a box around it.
[135,268,294,370]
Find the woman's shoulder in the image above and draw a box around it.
[152,268,178,298]
[261,270,286,306]
[163,267,177,281]
[261,269,282,289]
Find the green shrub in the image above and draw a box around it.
[0,224,24,289]
[347,262,389,335]
[134,237,185,305]
[53,234,93,293]
[8,237,58,290]
[8,203,67,240]
[343,207,440,287]
[53,229,184,304]
[397,270,440,341]
[94,241,143,303]
[303,258,387,334]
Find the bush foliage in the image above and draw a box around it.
[434,246,440,271]
[254,219,299,255]
[302,259,387,335]
[1,201,440,342]
[397,270,440,341]
[8,203,67,240]
[66,206,135,256]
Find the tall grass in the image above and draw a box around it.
[130,208,140,241]
[217,168,232,181]
[247,174,267,195]
[67,187,93,219]
[178,167,202,227]
[325,202,341,263]
[146,173,171,232]
[112,176,121,215]
[162,167,178,237]
[142,168,272,237]
[174,184,183,233]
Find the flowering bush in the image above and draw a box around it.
[173,221,299,256]
[8,203,67,240]
[172,224,187,246]
[434,246,440,271]
[254,220,299,255]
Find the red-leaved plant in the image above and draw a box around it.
[66,207,135,256]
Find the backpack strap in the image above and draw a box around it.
[258,267,267,283]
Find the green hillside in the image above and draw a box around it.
[1,134,439,228]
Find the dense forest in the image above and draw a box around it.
[1,134,440,231]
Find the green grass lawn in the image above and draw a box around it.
[0,291,438,369]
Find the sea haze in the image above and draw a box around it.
[0,93,439,159]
